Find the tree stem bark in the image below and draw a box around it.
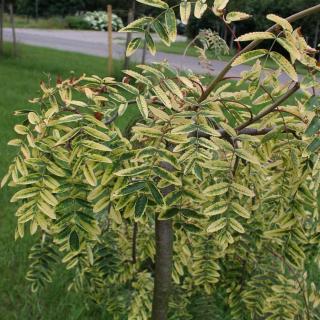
[152,218,173,320]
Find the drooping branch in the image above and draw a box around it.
[198,4,320,102]
[190,125,300,141]
[132,222,138,264]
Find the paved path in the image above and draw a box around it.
[4,28,294,83]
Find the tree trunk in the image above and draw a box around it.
[0,0,4,55]
[9,2,16,56]
[35,0,39,21]
[151,218,173,320]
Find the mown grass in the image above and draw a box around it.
[0,43,136,320]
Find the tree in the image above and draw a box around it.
[2,1,320,319]
[0,0,4,55]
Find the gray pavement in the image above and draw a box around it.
[3,28,295,83]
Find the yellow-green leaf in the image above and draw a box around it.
[194,1,207,19]
[136,95,149,119]
[40,189,58,206]
[229,218,245,233]
[204,200,228,216]
[165,8,177,42]
[266,14,293,32]
[115,165,149,177]
[37,201,56,219]
[11,187,39,202]
[134,195,148,219]
[126,37,142,57]
[93,196,109,213]
[180,1,191,24]
[207,218,227,233]
[269,51,298,82]
[120,17,153,32]
[153,85,172,108]
[83,164,97,186]
[226,11,251,23]
[153,166,181,186]
[232,49,268,66]
[136,0,168,9]
[213,0,229,16]
[235,149,260,165]
[231,182,255,197]
[84,126,111,141]
[164,79,183,100]
[145,32,156,56]
[231,202,250,219]
[204,182,229,196]
[82,140,112,152]
[235,32,275,42]
[153,20,170,46]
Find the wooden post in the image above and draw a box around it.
[124,8,134,69]
[35,0,39,21]
[0,0,4,55]
[107,5,113,75]
[9,2,16,56]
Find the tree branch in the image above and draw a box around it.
[198,4,320,102]
[236,83,300,131]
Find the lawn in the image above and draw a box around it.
[3,14,67,29]
[0,43,133,320]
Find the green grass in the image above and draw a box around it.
[4,14,67,29]
[0,43,137,320]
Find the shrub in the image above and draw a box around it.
[3,1,320,319]
[83,11,124,31]
[65,15,91,30]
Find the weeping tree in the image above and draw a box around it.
[2,1,320,319]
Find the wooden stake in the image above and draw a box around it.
[107,5,113,75]
[9,2,16,56]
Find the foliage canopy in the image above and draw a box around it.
[3,0,320,319]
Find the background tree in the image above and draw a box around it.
[0,0,4,55]
[2,1,320,320]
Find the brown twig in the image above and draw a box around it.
[132,222,138,264]
[236,83,300,131]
